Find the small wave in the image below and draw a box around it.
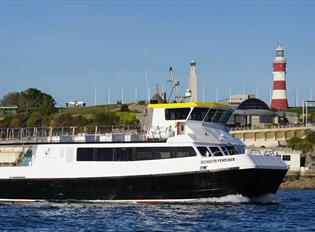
[197,194,250,203]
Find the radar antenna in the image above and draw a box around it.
[167,67,180,102]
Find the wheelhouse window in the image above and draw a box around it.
[209,146,224,156]
[165,108,191,120]
[197,146,210,157]
[220,146,230,156]
[204,109,217,122]
[189,108,209,121]
[212,109,225,123]
[225,145,238,155]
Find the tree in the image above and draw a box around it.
[1,92,20,106]
[26,112,42,127]
[18,88,56,114]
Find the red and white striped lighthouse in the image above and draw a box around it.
[270,44,289,110]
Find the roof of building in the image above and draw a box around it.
[148,102,231,109]
[150,93,164,102]
[237,98,269,110]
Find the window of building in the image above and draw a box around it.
[189,108,209,121]
[197,146,210,157]
[282,155,291,161]
[165,108,191,120]
[209,146,224,156]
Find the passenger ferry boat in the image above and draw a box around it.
[0,102,287,202]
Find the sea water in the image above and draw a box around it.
[0,190,314,231]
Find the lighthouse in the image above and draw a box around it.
[270,44,289,110]
[189,60,197,102]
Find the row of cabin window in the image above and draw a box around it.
[197,145,240,157]
[164,107,232,124]
[77,147,197,161]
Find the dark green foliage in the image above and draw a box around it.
[311,113,315,123]
[26,112,43,127]
[8,114,28,128]
[94,112,119,125]
[1,92,20,106]
[54,114,74,127]
[287,132,315,153]
[120,104,129,112]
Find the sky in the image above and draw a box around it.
[0,0,314,107]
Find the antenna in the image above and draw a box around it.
[121,85,124,104]
[216,85,219,102]
[144,70,150,102]
[202,84,205,102]
[167,67,180,102]
[310,86,313,100]
[108,86,111,105]
[94,84,97,106]
[135,85,138,103]
[256,85,259,98]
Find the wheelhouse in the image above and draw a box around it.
[149,102,232,129]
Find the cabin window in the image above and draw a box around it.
[209,146,224,156]
[165,108,191,120]
[77,148,94,161]
[154,147,174,159]
[225,145,238,155]
[135,147,154,160]
[96,148,114,161]
[114,148,133,161]
[204,109,216,122]
[197,147,210,157]
[189,108,209,121]
[174,147,196,158]
[77,146,196,161]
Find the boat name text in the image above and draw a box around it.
[201,157,235,164]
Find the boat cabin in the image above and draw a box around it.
[147,102,232,139]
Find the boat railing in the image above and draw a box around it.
[0,125,146,144]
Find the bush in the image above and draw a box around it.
[26,112,42,127]
[9,114,28,128]
[94,112,119,125]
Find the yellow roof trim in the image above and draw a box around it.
[148,102,231,109]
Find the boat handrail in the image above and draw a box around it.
[0,125,145,144]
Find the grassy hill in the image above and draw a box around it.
[0,104,137,128]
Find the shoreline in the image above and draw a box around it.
[280,171,315,189]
